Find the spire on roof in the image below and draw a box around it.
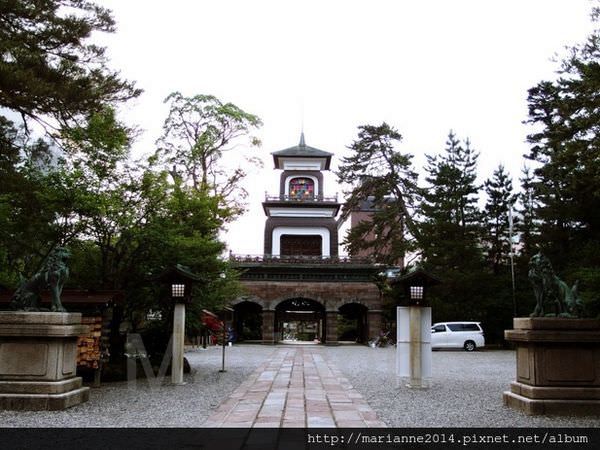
[299,131,306,147]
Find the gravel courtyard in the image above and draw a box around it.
[323,346,600,427]
[0,344,598,427]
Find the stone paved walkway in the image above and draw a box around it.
[203,346,387,428]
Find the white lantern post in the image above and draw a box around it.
[171,282,187,385]
[394,269,439,389]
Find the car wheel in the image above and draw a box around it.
[464,340,476,352]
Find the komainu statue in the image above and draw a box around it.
[10,247,70,312]
[528,252,583,318]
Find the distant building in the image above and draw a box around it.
[347,195,405,268]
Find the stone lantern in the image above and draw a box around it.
[156,264,203,385]
[391,268,440,389]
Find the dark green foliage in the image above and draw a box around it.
[417,132,519,342]
[337,123,422,264]
[0,0,140,131]
[524,8,600,316]
[516,165,539,260]
[0,0,246,341]
[525,23,600,264]
[0,118,84,281]
[420,131,482,272]
[483,165,517,274]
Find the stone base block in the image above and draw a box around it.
[0,311,90,410]
[504,318,600,416]
[503,390,600,416]
[510,381,600,400]
[0,377,83,394]
[0,385,89,411]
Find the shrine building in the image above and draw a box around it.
[229,134,387,345]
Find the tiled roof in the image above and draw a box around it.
[271,132,333,158]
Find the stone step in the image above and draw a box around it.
[0,377,82,395]
[0,386,90,411]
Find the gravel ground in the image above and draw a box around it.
[0,345,275,427]
[0,345,599,427]
[324,346,600,428]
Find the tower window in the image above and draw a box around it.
[280,235,322,256]
[289,177,314,199]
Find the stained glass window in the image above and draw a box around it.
[289,178,314,199]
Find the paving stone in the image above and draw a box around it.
[307,416,336,427]
[327,394,352,403]
[332,410,363,421]
[282,419,305,428]
[337,420,368,427]
[222,421,253,428]
[253,421,280,428]
[232,403,261,412]
[330,402,357,411]
[203,347,385,428]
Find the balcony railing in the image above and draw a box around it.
[228,253,376,265]
[264,193,338,203]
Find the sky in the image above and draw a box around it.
[95,0,596,255]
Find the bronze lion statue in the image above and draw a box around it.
[10,247,70,312]
[528,252,583,318]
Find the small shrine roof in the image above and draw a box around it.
[153,264,205,282]
[390,267,442,286]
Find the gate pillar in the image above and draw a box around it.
[325,311,339,346]
[367,309,383,341]
[261,310,275,344]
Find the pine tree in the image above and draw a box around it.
[418,131,496,331]
[525,8,600,267]
[524,5,600,315]
[516,165,539,259]
[0,0,140,132]
[337,123,422,264]
[420,130,482,272]
[483,165,516,274]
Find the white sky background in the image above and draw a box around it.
[95,0,595,255]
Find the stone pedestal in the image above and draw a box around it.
[396,306,431,389]
[503,317,600,415]
[0,311,90,410]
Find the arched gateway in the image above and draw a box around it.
[229,134,386,345]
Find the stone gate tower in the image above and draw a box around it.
[263,133,340,258]
[230,134,384,345]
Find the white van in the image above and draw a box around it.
[431,322,485,351]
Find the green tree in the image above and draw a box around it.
[483,165,516,274]
[525,9,600,263]
[0,117,84,281]
[420,131,482,271]
[153,92,262,216]
[114,173,241,338]
[417,132,513,337]
[0,0,140,133]
[524,5,600,316]
[0,0,140,283]
[516,165,539,259]
[337,123,422,264]
[506,164,542,317]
